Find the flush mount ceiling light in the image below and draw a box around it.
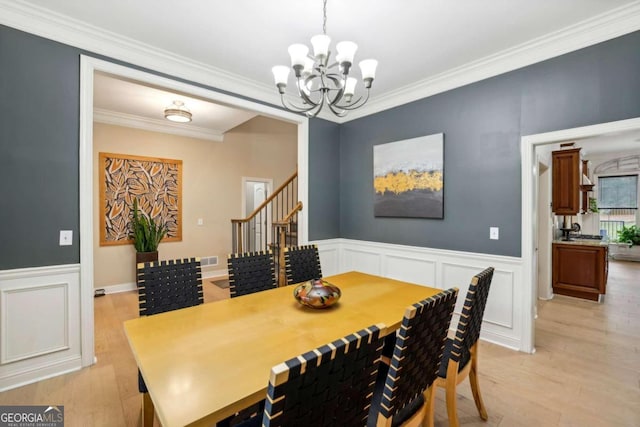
[164,100,192,123]
[271,0,378,118]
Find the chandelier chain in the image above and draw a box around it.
[322,0,327,35]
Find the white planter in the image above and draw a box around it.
[608,243,640,261]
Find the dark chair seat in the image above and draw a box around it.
[368,364,426,427]
[437,338,470,378]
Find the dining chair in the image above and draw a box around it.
[369,288,459,427]
[283,244,322,285]
[227,250,277,297]
[136,257,204,426]
[266,323,385,427]
[234,324,385,427]
[427,267,495,427]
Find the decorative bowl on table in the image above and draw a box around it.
[293,278,341,309]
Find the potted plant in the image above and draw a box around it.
[617,225,640,247]
[130,198,168,265]
[610,225,640,261]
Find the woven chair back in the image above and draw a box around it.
[263,324,385,427]
[283,244,322,285]
[378,288,458,420]
[227,251,277,298]
[449,267,494,363]
[136,257,204,316]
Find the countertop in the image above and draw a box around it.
[552,239,609,247]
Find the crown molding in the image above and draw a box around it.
[339,1,640,123]
[0,0,283,113]
[2,0,639,125]
[93,109,224,142]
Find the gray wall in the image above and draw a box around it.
[0,23,340,270]
[1,23,639,268]
[308,119,341,240]
[339,31,640,257]
[0,26,81,269]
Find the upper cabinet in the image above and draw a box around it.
[580,159,595,214]
[552,148,581,215]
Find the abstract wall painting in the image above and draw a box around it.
[99,152,182,246]
[373,134,444,218]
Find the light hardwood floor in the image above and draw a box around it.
[1,262,639,426]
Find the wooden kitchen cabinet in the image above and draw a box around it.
[552,242,608,301]
[552,148,581,215]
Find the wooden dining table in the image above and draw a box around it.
[124,271,441,427]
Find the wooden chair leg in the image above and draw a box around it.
[469,346,488,420]
[142,392,154,427]
[423,386,436,427]
[445,362,460,427]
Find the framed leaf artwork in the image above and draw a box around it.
[99,152,182,246]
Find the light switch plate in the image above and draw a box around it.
[490,227,499,240]
[59,230,73,246]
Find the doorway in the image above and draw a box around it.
[79,56,309,367]
[242,177,273,250]
[536,160,552,301]
[521,116,640,353]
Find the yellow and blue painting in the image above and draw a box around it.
[373,134,444,218]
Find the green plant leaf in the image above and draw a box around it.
[129,197,167,252]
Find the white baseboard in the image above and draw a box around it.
[98,268,229,294]
[0,356,82,392]
[100,282,136,294]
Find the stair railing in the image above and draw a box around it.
[273,201,303,286]
[231,170,298,254]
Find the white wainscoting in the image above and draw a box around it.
[0,264,82,391]
[313,238,524,351]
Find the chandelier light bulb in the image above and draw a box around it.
[272,65,290,94]
[288,44,309,70]
[302,58,315,77]
[336,41,358,65]
[310,34,331,59]
[344,77,357,97]
[359,59,378,87]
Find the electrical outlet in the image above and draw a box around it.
[197,218,204,226]
[59,230,73,246]
[490,227,499,240]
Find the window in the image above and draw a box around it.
[598,175,638,209]
[598,175,638,240]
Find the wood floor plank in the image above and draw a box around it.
[0,262,638,426]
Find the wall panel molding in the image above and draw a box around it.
[1,282,70,364]
[313,238,524,351]
[0,264,81,391]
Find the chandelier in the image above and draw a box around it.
[271,0,378,118]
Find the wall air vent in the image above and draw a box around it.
[200,256,218,266]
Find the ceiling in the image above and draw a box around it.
[7,0,640,136]
[539,129,640,157]
[93,72,257,141]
